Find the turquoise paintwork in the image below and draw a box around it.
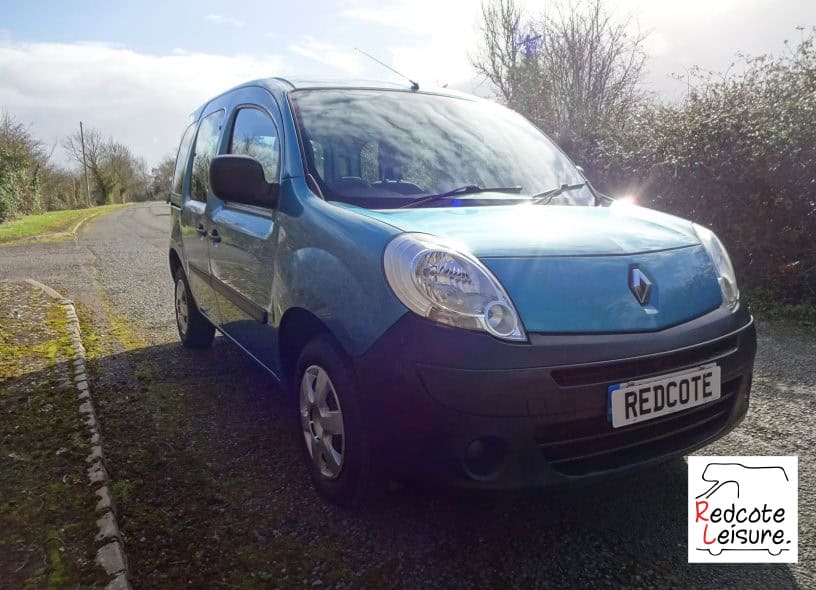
[481,246,722,333]
[169,76,732,378]
[347,203,700,257]
[345,202,723,333]
[270,178,406,358]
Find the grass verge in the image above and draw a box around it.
[0,204,133,245]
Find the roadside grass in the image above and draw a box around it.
[0,284,105,588]
[0,204,133,245]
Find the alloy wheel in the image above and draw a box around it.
[175,278,189,337]
[300,365,346,479]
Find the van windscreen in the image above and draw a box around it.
[290,89,594,209]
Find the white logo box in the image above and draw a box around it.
[688,455,798,563]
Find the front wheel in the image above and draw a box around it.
[174,268,215,348]
[295,334,372,507]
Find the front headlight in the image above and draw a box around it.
[693,223,739,310]
[384,233,526,341]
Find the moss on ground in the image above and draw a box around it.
[0,299,68,380]
[0,284,107,588]
[74,290,147,361]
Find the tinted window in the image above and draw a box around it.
[290,90,592,209]
[229,108,280,183]
[171,123,196,195]
[360,140,378,182]
[190,110,225,201]
[309,140,325,178]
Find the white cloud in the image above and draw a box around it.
[204,14,246,28]
[341,0,483,89]
[341,7,418,30]
[287,36,362,74]
[0,41,284,166]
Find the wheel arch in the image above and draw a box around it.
[278,307,335,388]
[169,247,183,281]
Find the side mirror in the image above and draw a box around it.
[210,155,278,208]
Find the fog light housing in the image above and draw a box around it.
[463,437,507,481]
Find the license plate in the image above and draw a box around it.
[608,363,721,428]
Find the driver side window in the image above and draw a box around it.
[229,108,280,184]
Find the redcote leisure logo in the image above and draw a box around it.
[688,456,798,563]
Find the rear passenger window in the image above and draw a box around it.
[229,108,280,183]
[171,123,196,196]
[190,110,225,201]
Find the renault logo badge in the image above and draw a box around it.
[629,267,653,305]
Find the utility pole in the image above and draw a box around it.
[79,121,92,208]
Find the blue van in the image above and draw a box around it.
[168,78,756,505]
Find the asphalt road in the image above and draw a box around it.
[1,202,813,589]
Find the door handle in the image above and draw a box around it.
[196,224,207,236]
[208,229,221,243]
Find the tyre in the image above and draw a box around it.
[295,334,372,507]
[174,267,215,348]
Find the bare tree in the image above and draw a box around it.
[64,129,147,204]
[104,141,136,203]
[1,113,156,219]
[64,127,114,204]
[150,155,176,200]
[472,0,525,104]
[472,0,647,164]
[132,156,153,202]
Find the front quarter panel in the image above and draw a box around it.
[272,177,407,358]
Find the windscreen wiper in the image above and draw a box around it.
[529,182,587,205]
[400,185,523,209]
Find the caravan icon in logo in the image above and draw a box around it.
[688,456,798,563]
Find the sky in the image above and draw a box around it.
[1,0,814,168]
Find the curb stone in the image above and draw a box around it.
[23,279,132,590]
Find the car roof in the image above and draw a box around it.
[270,77,410,90]
[190,77,479,121]
[266,76,476,98]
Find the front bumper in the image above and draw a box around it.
[352,304,757,489]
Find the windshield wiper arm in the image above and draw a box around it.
[400,185,523,209]
[529,182,587,205]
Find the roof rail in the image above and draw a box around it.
[271,76,296,89]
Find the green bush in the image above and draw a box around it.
[588,31,816,306]
[0,112,44,221]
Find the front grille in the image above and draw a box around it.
[550,335,738,387]
[537,377,742,477]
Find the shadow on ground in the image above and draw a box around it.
[14,338,799,590]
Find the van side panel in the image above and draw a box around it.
[270,176,408,360]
